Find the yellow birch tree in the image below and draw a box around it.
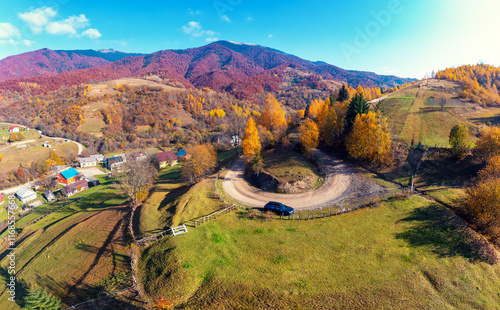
[242,117,261,162]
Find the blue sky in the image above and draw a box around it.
[0,0,499,79]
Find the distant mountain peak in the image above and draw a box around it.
[97,48,130,54]
[225,41,259,46]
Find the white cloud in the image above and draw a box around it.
[81,28,102,39]
[46,14,89,36]
[246,16,253,21]
[0,38,35,46]
[0,23,21,39]
[206,37,218,42]
[187,8,201,15]
[181,21,218,39]
[221,15,231,23]
[18,7,56,33]
[22,39,35,46]
[268,34,273,38]
[182,21,201,36]
[18,7,102,39]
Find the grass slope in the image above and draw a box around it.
[139,194,500,309]
[379,83,488,147]
[0,176,132,309]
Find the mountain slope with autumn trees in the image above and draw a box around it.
[436,64,500,106]
[0,48,144,82]
[0,41,416,101]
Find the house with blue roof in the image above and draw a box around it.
[57,168,81,185]
[177,149,191,161]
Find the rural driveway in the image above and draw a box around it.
[222,150,387,210]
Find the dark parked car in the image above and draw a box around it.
[264,201,295,215]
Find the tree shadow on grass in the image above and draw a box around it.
[396,204,487,262]
[0,267,30,308]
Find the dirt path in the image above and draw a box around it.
[368,81,421,105]
[223,150,387,210]
[399,87,425,144]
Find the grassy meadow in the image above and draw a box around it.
[378,84,486,147]
[139,192,500,309]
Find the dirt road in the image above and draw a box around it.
[223,150,387,210]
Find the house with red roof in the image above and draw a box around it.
[9,126,19,133]
[157,151,178,168]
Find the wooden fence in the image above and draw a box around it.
[275,200,382,221]
[134,228,172,246]
[194,204,243,228]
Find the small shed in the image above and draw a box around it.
[88,179,100,188]
[43,190,57,202]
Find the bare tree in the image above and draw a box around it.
[115,157,158,239]
[440,97,446,111]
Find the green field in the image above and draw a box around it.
[139,190,500,309]
[0,176,132,309]
[379,85,482,147]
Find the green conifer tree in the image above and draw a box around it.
[24,288,62,310]
[337,84,349,102]
[345,92,369,133]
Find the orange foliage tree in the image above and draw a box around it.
[465,156,500,240]
[298,119,319,153]
[242,117,261,162]
[182,144,217,185]
[258,94,287,142]
[346,111,391,166]
[475,126,500,162]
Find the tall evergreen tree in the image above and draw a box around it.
[329,93,336,106]
[24,288,62,310]
[337,84,349,102]
[345,92,369,133]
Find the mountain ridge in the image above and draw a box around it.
[0,41,416,99]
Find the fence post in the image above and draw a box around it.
[308,214,310,220]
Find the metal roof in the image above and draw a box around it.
[16,186,36,198]
[60,168,80,180]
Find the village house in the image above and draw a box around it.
[176,149,191,161]
[106,155,126,170]
[231,135,242,146]
[9,126,19,133]
[15,187,37,203]
[57,168,80,185]
[78,157,97,168]
[90,154,105,162]
[62,179,89,197]
[157,151,178,168]
[43,190,57,202]
[127,150,148,161]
